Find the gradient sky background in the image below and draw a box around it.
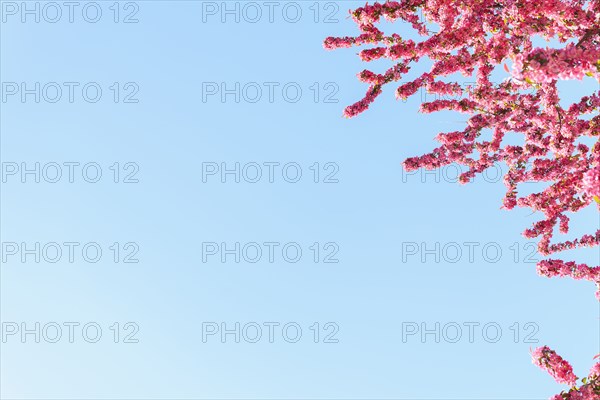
[1,1,599,398]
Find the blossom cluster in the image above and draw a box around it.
[512,44,600,83]
[532,347,600,399]
[532,346,579,387]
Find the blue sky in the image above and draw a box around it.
[1,1,599,398]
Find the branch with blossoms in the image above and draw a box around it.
[324,0,599,397]
[532,347,600,399]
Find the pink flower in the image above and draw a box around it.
[582,166,600,199]
[589,362,600,379]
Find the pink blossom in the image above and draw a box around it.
[582,167,600,199]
